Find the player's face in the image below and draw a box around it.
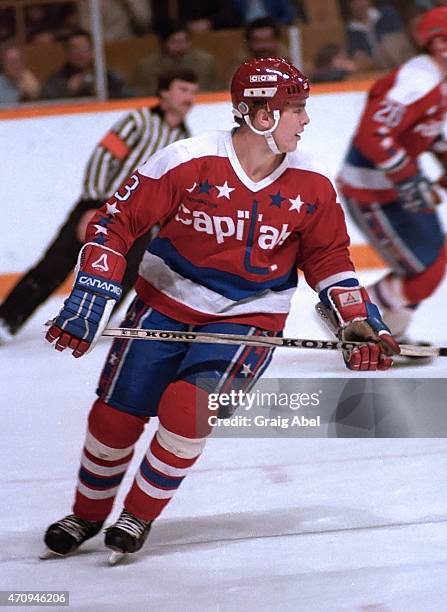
[67,35,92,69]
[162,79,199,117]
[430,35,447,66]
[273,101,310,153]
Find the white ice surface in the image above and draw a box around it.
[1,270,447,611]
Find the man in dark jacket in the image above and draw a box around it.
[345,0,413,68]
[41,29,132,100]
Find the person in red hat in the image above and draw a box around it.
[337,7,447,344]
[41,57,399,561]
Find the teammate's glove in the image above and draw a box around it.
[325,286,400,371]
[396,173,440,213]
[45,243,126,358]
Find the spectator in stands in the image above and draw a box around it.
[133,21,219,96]
[79,0,151,40]
[25,3,81,44]
[28,31,57,45]
[231,0,296,25]
[230,17,288,75]
[311,43,356,82]
[0,7,15,43]
[244,16,288,58]
[51,3,83,41]
[25,4,60,43]
[293,0,308,22]
[41,29,133,100]
[24,4,52,42]
[345,0,414,68]
[0,42,41,107]
[150,1,241,33]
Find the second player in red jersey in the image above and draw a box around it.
[337,7,447,340]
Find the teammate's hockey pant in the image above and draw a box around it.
[344,196,446,307]
[73,298,277,521]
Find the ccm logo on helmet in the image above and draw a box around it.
[249,74,278,82]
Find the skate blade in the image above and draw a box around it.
[39,547,65,560]
[108,550,127,566]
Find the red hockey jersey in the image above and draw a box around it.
[86,130,356,331]
[337,54,447,204]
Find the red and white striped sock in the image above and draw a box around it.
[73,400,146,521]
[124,381,211,521]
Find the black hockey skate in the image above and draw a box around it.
[41,514,104,558]
[104,509,152,565]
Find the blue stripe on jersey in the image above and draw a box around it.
[148,237,297,301]
[140,457,184,489]
[346,144,376,169]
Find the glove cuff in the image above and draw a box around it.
[77,243,126,284]
[327,286,370,327]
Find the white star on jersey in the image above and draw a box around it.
[106,202,120,216]
[288,194,304,212]
[94,224,108,235]
[241,363,253,377]
[216,181,235,199]
[108,353,119,365]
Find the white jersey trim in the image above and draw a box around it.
[224,131,290,192]
[138,130,326,193]
[139,251,295,316]
[315,272,359,294]
[338,163,394,190]
[138,131,228,180]
[387,55,442,106]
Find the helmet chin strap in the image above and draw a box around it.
[244,109,281,154]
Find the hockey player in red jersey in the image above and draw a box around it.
[42,57,399,561]
[337,6,447,342]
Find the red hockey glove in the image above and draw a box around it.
[327,286,400,371]
[45,243,126,357]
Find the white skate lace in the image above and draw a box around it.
[112,510,149,538]
[57,515,99,542]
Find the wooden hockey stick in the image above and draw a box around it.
[100,327,447,358]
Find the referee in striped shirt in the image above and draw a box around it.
[0,69,199,342]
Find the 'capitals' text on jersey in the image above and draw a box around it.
[86,131,356,331]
